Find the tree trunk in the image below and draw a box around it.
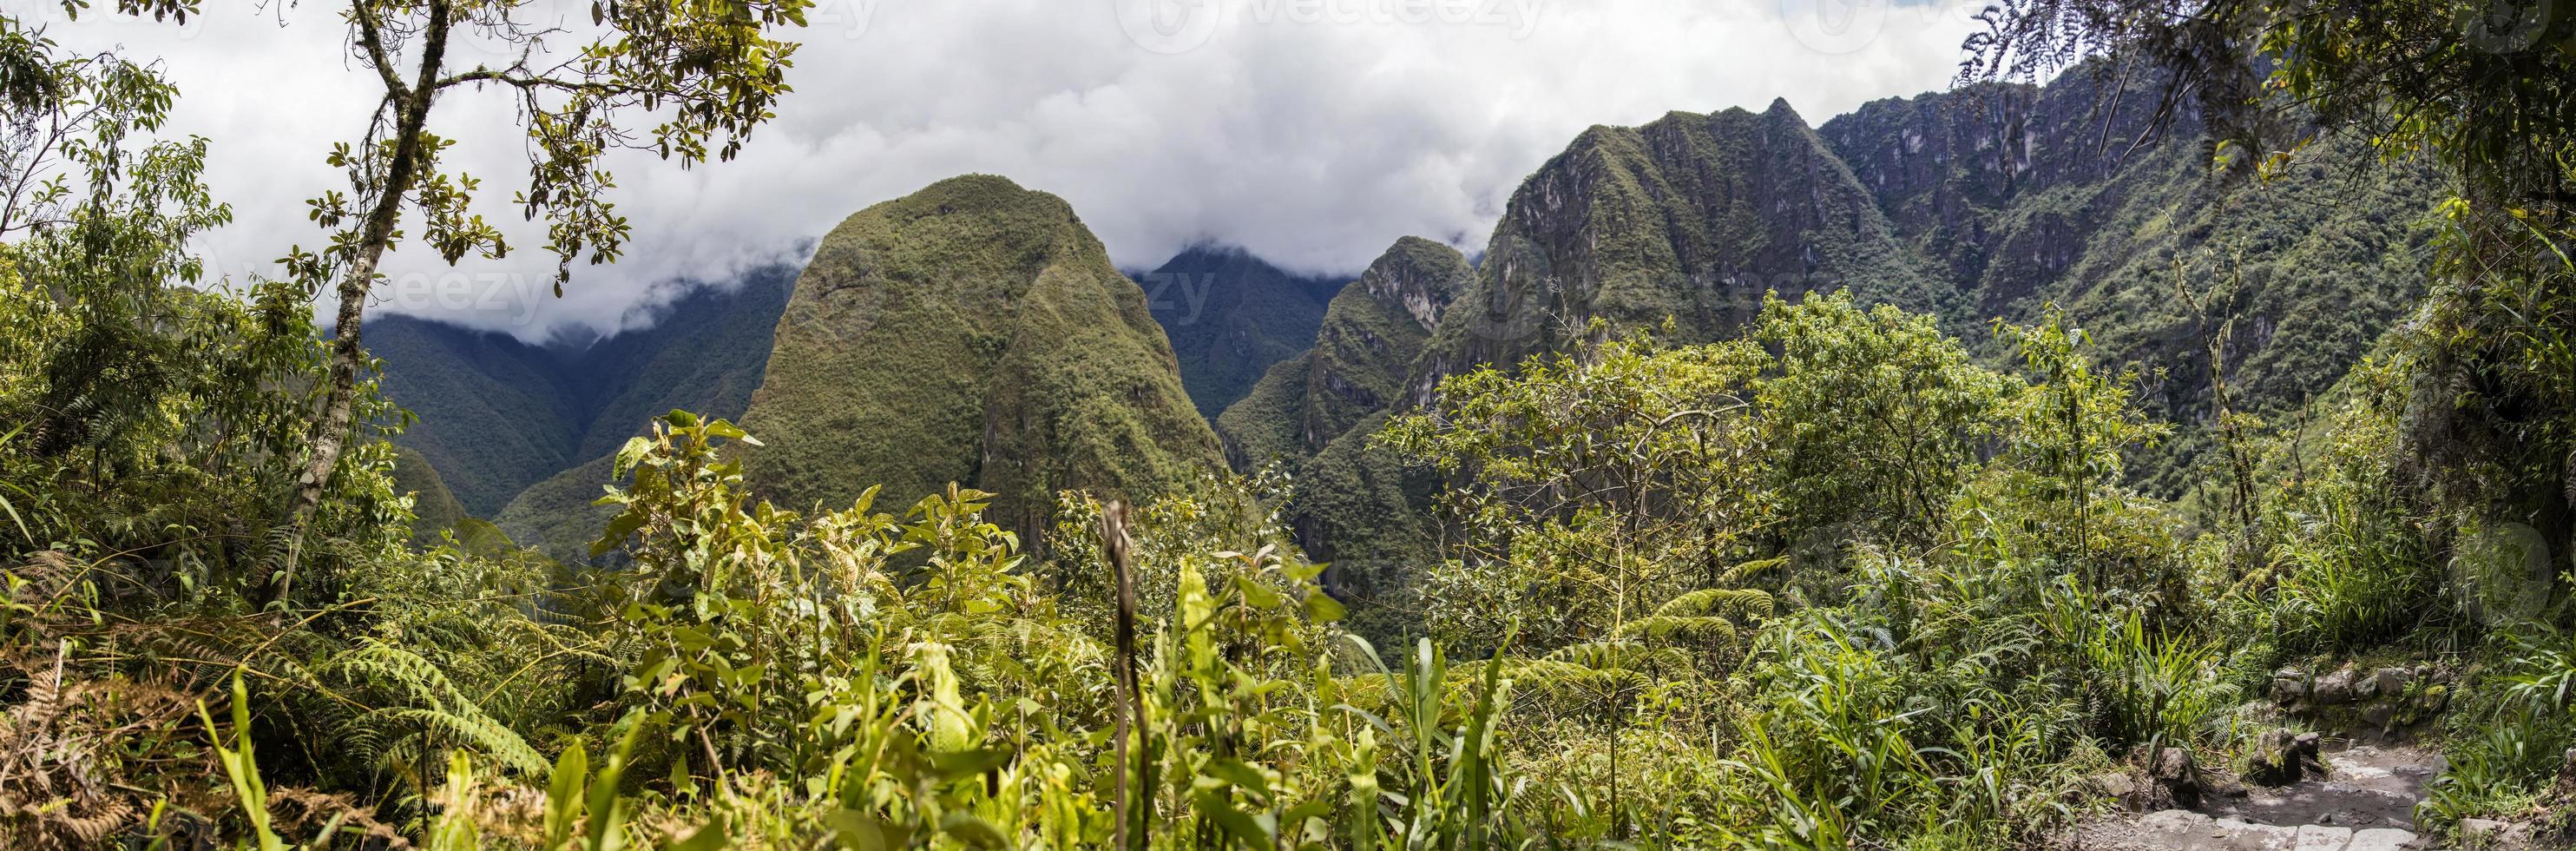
[271,0,451,604]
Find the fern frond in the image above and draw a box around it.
[1651,587,1774,621]
[365,708,546,775]
[322,639,544,776]
[1616,615,1738,644]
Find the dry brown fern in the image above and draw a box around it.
[0,648,211,849]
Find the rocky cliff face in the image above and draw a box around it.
[739,175,1223,545]
[1217,236,1469,468]
[1411,99,1942,405]
[1821,68,2193,314]
[1824,65,2446,491]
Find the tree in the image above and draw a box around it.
[0,14,182,240]
[1964,0,2576,560]
[77,0,812,601]
[0,10,399,585]
[1993,305,2170,586]
[1753,291,2015,552]
[1383,327,1777,838]
[1383,327,1771,654]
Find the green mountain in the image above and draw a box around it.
[388,445,468,539]
[1139,247,1346,420]
[370,319,582,518]
[378,67,2442,571]
[372,265,796,544]
[1819,68,2448,491]
[1217,236,1469,469]
[1211,238,1470,624]
[1218,101,1948,603]
[1222,68,2446,597]
[738,175,1223,545]
[1410,99,1945,399]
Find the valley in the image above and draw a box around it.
[4,1,2567,848]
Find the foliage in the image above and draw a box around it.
[1385,326,1771,653]
[1965,0,2576,625]
[60,0,818,601]
[1758,293,2017,552]
[0,10,407,599]
[4,4,2560,837]
[739,175,1224,550]
[2238,354,2450,651]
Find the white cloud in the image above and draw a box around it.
[24,0,1981,338]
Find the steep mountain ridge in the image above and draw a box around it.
[1220,64,2446,595]
[1217,236,1469,469]
[738,175,1223,545]
[1140,247,1346,419]
[1216,100,1953,604]
[1410,99,1944,405]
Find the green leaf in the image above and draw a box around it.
[542,737,588,848]
[1202,757,1272,799]
[1304,591,1347,623]
[669,814,730,851]
[826,810,893,851]
[928,746,1013,781]
[937,812,1009,848]
[1193,789,1278,848]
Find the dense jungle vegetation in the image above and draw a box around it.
[3,0,2574,848]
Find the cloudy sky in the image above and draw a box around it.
[29,0,1984,339]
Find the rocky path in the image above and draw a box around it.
[2073,742,2445,850]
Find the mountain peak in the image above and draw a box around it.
[743,175,1221,545]
[1140,245,1348,419]
[1361,236,1469,333]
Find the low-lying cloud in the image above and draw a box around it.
[31,0,1982,339]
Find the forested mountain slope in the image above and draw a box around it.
[1139,246,1345,419]
[373,266,796,525]
[1216,236,1469,469]
[1223,67,2447,600]
[1219,100,1952,604]
[1821,68,2448,491]
[369,318,583,517]
[738,175,1224,545]
[1410,99,1944,399]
